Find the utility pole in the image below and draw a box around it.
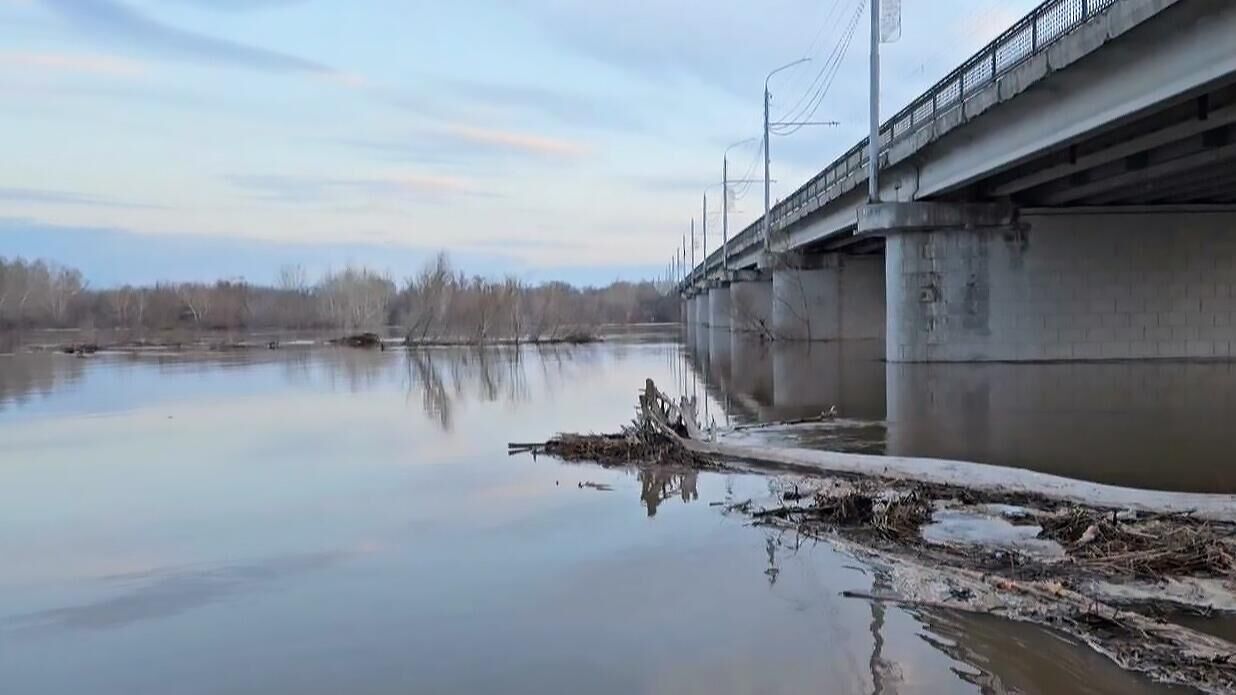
[763,86,771,252]
[702,193,708,280]
[763,58,810,252]
[722,155,728,272]
[868,0,881,203]
[723,137,759,272]
[690,218,695,282]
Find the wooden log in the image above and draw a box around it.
[638,381,1236,523]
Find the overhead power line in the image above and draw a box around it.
[772,0,865,136]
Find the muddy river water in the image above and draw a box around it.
[1,329,1228,693]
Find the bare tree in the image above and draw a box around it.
[46,264,85,325]
[0,252,678,335]
[318,266,395,330]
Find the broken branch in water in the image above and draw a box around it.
[728,406,839,431]
[510,378,1236,693]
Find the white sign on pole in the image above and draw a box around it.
[880,0,902,43]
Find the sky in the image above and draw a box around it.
[0,0,1038,287]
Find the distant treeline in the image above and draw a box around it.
[0,253,678,340]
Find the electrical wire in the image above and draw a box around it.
[773,0,863,124]
[775,0,855,115]
[771,0,864,136]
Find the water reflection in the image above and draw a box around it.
[913,608,1183,694]
[403,348,536,430]
[867,575,903,695]
[573,453,1180,695]
[0,353,86,411]
[638,467,698,517]
[0,341,1197,695]
[682,327,1236,493]
[886,361,1236,492]
[4,550,360,635]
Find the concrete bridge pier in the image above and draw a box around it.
[771,252,885,342]
[866,204,1236,362]
[685,290,707,328]
[728,270,773,337]
[708,283,731,331]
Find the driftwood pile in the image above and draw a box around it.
[1040,508,1235,579]
[508,382,712,469]
[514,379,1236,694]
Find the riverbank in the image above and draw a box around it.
[3,325,662,356]
[518,380,1236,694]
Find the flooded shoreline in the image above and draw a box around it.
[1,336,1231,693]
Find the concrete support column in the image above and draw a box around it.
[772,254,885,342]
[885,210,1236,362]
[696,291,711,328]
[729,273,774,337]
[708,285,732,331]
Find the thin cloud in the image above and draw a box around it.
[169,0,307,10]
[0,186,165,209]
[38,0,331,74]
[224,173,485,204]
[0,51,147,77]
[442,80,643,133]
[329,124,590,168]
[463,237,585,251]
[442,124,589,159]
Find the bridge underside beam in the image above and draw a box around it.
[981,84,1236,207]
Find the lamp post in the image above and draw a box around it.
[723,137,758,273]
[702,193,708,281]
[690,218,695,283]
[869,0,881,202]
[764,57,811,252]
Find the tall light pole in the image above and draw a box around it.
[764,58,811,252]
[701,193,708,280]
[723,137,758,273]
[868,0,881,203]
[690,218,696,283]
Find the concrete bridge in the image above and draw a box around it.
[681,0,1236,362]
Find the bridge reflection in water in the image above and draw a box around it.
[681,325,1236,494]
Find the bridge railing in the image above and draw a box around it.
[687,0,1117,288]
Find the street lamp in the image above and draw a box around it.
[723,137,758,272]
[764,58,810,252]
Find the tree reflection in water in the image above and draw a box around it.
[0,353,86,411]
[637,466,698,517]
[402,345,601,432]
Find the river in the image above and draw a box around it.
[0,329,1218,693]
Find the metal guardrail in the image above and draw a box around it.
[686,0,1117,287]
